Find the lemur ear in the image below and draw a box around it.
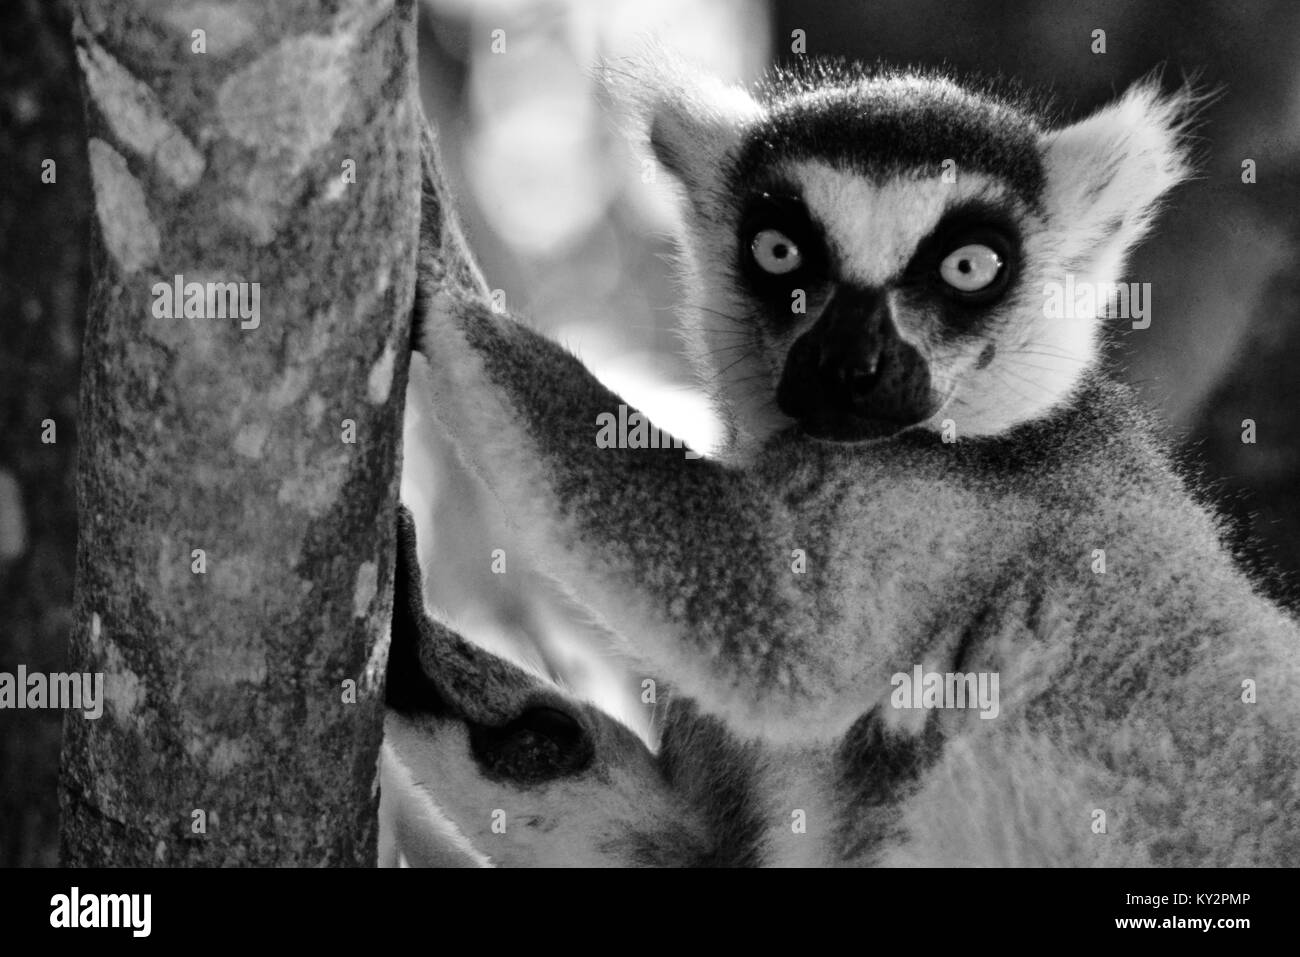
[598,49,762,197]
[1039,77,1203,275]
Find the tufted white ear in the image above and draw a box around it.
[1039,77,1203,280]
[598,48,762,199]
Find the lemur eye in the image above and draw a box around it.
[906,211,1018,313]
[751,229,803,275]
[940,243,1003,292]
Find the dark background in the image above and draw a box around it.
[3,0,1297,866]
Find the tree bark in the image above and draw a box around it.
[60,0,420,865]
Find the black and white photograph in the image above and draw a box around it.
[0,0,1296,931]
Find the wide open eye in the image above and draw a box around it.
[939,243,1004,292]
[751,229,803,275]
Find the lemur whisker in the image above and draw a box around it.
[986,369,1049,407]
[701,350,765,383]
[1012,345,1093,362]
[698,342,761,358]
[680,302,756,326]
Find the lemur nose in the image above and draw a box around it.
[820,294,889,403]
[775,282,935,438]
[838,353,883,394]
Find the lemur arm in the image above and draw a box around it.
[413,120,854,740]
[415,293,844,738]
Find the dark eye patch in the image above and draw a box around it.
[901,202,1022,318]
[737,191,829,290]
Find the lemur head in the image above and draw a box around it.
[607,57,1199,455]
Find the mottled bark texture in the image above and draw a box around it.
[60,0,420,865]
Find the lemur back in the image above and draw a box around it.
[384,57,1300,866]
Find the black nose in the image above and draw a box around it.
[776,286,934,440]
[829,338,886,406]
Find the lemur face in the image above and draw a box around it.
[737,176,1029,442]
[623,61,1195,451]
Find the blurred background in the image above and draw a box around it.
[3,0,1298,865]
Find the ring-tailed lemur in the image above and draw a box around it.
[383,58,1300,866]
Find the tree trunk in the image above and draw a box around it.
[60,0,420,866]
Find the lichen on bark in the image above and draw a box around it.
[60,0,420,866]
